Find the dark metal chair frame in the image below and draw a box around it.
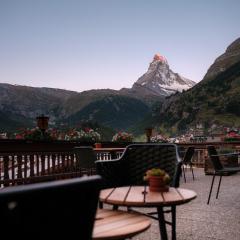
[207,145,240,204]
[181,146,195,182]
[96,143,182,240]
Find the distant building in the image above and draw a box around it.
[206,133,224,142]
[0,133,7,139]
[225,129,240,141]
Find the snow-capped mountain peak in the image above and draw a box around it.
[153,53,168,63]
[133,54,195,97]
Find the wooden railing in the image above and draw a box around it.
[178,142,240,167]
[95,148,125,160]
[0,150,97,187]
[1,140,240,187]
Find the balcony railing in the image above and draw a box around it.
[0,150,97,187]
[0,139,240,187]
[178,142,240,167]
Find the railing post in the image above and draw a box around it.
[52,154,56,173]
[11,156,15,182]
[41,154,45,176]
[47,154,51,174]
[62,154,66,172]
[3,156,10,187]
[30,154,34,177]
[70,154,75,171]
[36,154,40,176]
[24,155,28,178]
[17,155,23,183]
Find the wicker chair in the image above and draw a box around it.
[96,143,182,240]
[96,143,182,188]
[181,146,195,182]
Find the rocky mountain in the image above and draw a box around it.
[0,53,196,133]
[64,94,150,130]
[61,89,121,117]
[0,84,151,132]
[0,109,32,131]
[151,37,240,134]
[0,83,78,125]
[131,54,195,97]
[57,88,151,129]
[203,38,240,82]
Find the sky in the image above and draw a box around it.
[0,0,239,92]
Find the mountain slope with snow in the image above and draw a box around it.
[150,38,240,133]
[133,54,195,96]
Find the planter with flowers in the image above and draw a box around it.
[94,142,102,148]
[150,135,168,143]
[15,128,56,140]
[112,132,133,143]
[64,128,101,143]
[144,168,170,192]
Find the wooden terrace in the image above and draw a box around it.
[0,140,239,239]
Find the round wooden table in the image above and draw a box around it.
[93,209,151,240]
[100,186,197,240]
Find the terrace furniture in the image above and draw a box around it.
[207,145,240,204]
[99,186,197,240]
[93,209,151,239]
[74,146,97,174]
[74,146,96,168]
[95,143,182,240]
[0,175,102,240]
[96,144,182,188]
[181,147,195,182]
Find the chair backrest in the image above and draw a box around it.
[207,145,224,171]
[183,147,195,164]
[0,175,102,240]
[100,144,181,188]
[74,146,96,168]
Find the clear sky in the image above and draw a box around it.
[0,0,239,92]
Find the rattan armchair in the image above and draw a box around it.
[96,143,182,240]
[96,143,182,188]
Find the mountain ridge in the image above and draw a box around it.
[150,37,240,134]
[0,53,196,132]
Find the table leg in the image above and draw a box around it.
[157,206,168,240]
[171,206,176,240]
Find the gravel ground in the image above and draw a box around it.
[129,168,240,240]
